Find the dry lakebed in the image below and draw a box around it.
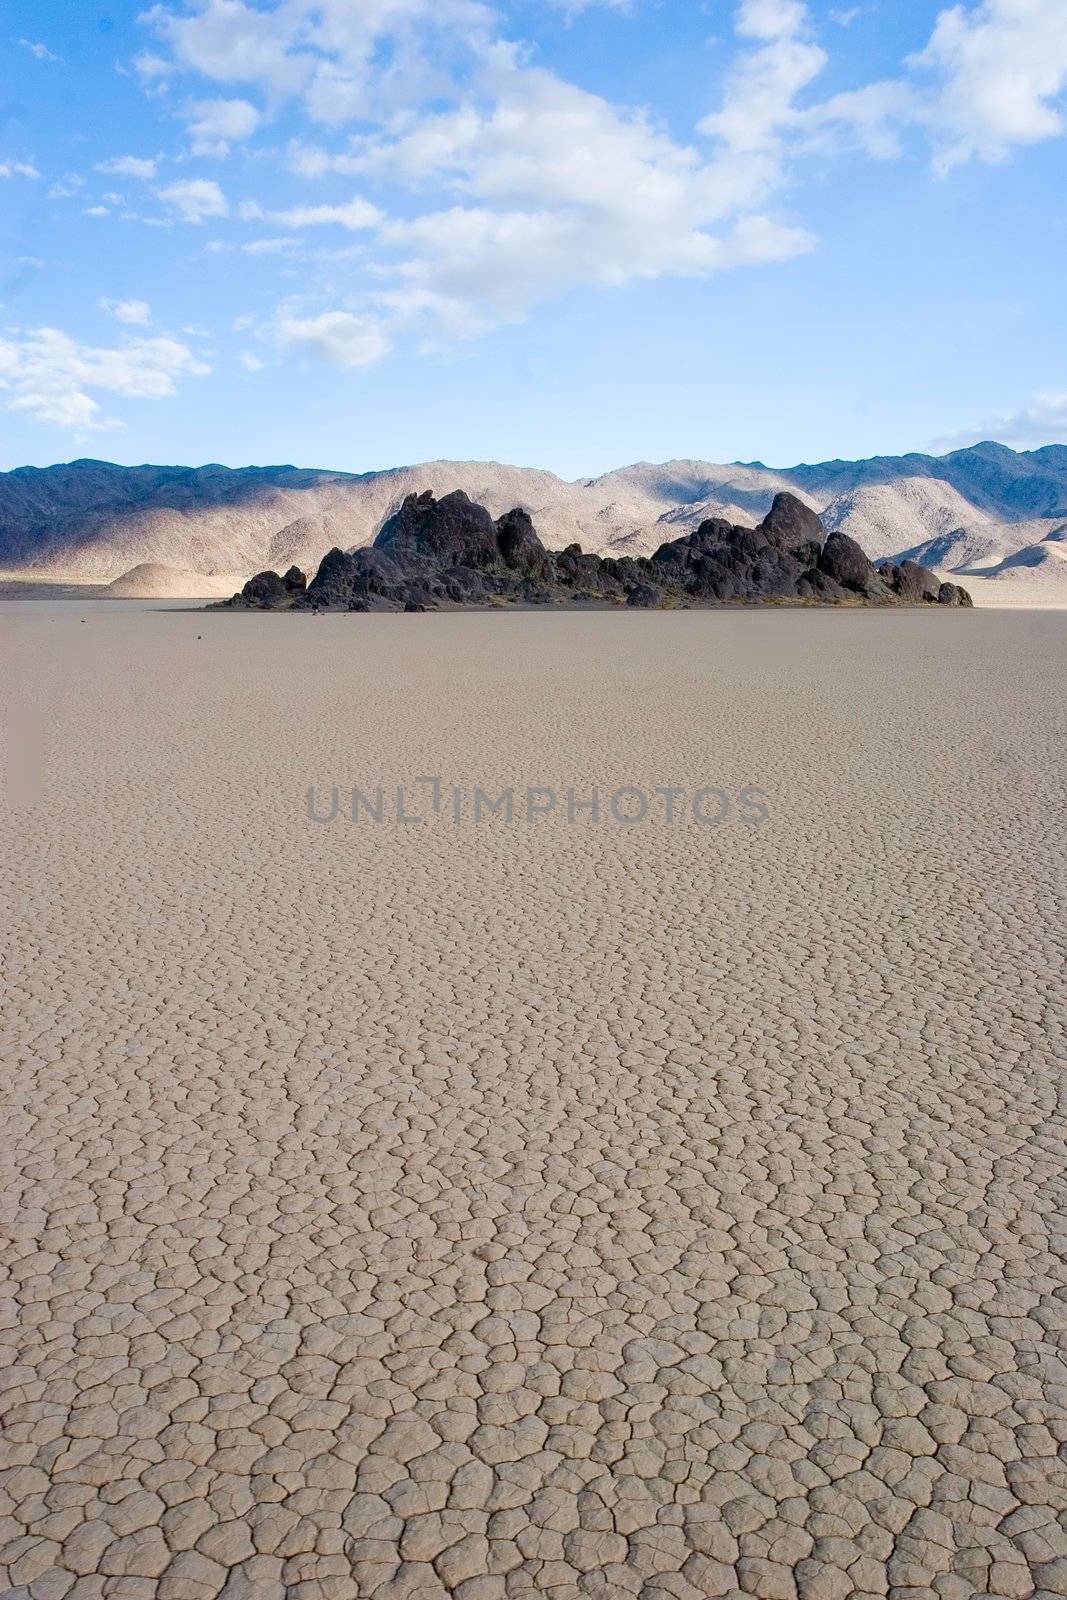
[2,603,1065,1600]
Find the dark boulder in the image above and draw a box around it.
[759,493,825,564]
[496,507,550,577]
[283,565,307,592]
[241,569,288,607]
[306,546,356,605]
[308,546,406,607]
[938,581,974,607]
[626,583,663,608]
[652,518,735,568]
[375,489,499,569]
[818,530,887,597]
[881,559,941,602]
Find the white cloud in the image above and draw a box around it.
[239,349,265,370]
[284,139,366,177]
[0,327,210,429]
[132,0,1067,368]
[18,39,59,62]
[700,1,826,156]
[273,309,391,366]
[184,96,262,156]
[736,0,809,41]
[937,393,1067,451]
[244,236,301,254]
[272,196,382,230]
[545,0,632,14]
[0,160,40,179]
[133,4,822,349]
[792,0,1067,170]
[158,177,229,221]
[97,155,159,180]
[914,0,1067,171]
[348,56,814,339]
[133,50,172,79]
[141,0,496,124]
[140,0,313,96]
[100,298,153,326]
[796,79,920,160]
[83,206,111,217]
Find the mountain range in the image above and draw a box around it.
[2,441,1066,603]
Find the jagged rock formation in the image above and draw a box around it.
[1,444,1064,603]
[219,490,972,612]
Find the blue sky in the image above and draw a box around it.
[1,0,1065,476]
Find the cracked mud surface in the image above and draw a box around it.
[2,605,1065,1600]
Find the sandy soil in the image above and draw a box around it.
[2,605,1065,1600]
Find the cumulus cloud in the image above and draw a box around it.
[284,140,365,178]
[914,0,1067,171]
[700,0,826,155]
[272,196,381,230]
[273,309,391,366]
[792,0,1067,169]
[0,160,40,179]
[0,327,209,429]
[100,298,153,326]
[158,177,228,221]
[736,0,809,41]
[131,0,1067,366]
[141,0,497,113]
[184,97,262,156]
[348,56,814,339]
[136,1,822,352]
[97,155,158,180]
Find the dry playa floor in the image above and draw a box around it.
[2,606,1066,1600]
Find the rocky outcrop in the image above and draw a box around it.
[878,558,943,603]
[818,530,888,598]
[3,444,1064,584]
[217,491,972,613]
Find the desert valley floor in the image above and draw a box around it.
[2,604,1065,1600]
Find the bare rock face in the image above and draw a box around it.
[625,583,663,608]
[217,489,971,613]
[760,491,825,565]
[496,507,551,579]
[878,558,942,602]
[239,570,289,608]
[818,530,888,598]
[375,489,500,569]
